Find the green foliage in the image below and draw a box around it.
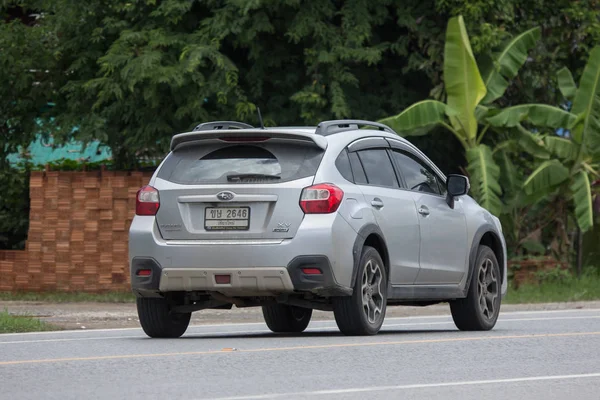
[0,164,30,249]
[523,160,570,195]
[3,0,599,169]
[544,136,578,161]
[570,46,600,155]
[0,291,135,303]
[380,16,566,217]
[570,171,594,232]
[557,67,577,101]
[486,105,576,130]
[443,15,487,143]
[379,100,450,137]
[522,46,600,233]
[480,27,541,104]
[0,309,58,333]
[466,144,502,214]
[0,4,60,166]
[505,268,600,304]
[13,0,441,168]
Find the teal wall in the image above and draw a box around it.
[7,134,112,166]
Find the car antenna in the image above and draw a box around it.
[257,107,265,129]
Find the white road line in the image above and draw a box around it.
[208,372,600,400]
[0,307,599,337]
[2,315,600,344]
[384,315,600,328]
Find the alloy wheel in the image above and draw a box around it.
[477,258,499,320]
[361,259,384,323]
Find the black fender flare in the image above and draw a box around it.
[350,224,389,288]
[465,223,503,293]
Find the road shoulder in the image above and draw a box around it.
[1,300,600,331]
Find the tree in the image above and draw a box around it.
[379,15,574,217]
[35,0,437,168]
[4,1,599,172]
[0,4,59,169]
[521,46,600,233]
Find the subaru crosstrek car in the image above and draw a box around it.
[129,119,507,338]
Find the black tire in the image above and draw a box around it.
[333,246,387,336]
[450,245,502,331]
[137,297,191,338]
[262,304,312,333]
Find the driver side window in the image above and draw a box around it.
[391,150,444,195]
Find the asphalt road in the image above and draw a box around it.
[1,307,600,400]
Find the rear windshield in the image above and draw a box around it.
[158,142,325,184]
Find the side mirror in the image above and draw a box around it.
[446,174,470,209]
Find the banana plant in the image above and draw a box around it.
[520,46,600,232]
[379,16,574,217]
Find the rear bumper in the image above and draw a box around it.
[129,215,356,297]
[130,255,351,297]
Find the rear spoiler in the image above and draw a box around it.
[170,129,327,151]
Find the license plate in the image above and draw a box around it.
[204,207,250,231]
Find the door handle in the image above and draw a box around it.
[418,205,430,216]
[371,198,384,208]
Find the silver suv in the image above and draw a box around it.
[129,119,507,338]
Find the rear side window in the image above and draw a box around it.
[335,150,354,182]
[158,143,324,184]
[356,149,399,188]
[348,152,367,185]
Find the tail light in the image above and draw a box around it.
[300,183,344,214]
[136,185,160,216]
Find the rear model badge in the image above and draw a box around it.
[160,224,181,231]
[216,191,235,201]
[273,222,291,232]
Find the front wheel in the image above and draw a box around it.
[333,246,387,336]
[450,245,501,331]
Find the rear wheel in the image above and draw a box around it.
[450,245,501,331]
[333,246,387,336]
[262,304,312,333]
[137,297,191,338]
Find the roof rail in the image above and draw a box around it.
[314,119,394,136]
[193,121,254,131]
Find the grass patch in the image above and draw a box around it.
[505,269,600,304]
[0,291,136,303]
[0,310,59,333]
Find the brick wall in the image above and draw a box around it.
[0,170,153,292]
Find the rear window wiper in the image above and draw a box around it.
[226,173,282,182]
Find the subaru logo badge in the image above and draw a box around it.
[217,191,235,201]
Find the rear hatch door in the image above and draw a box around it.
[153,132,325,240]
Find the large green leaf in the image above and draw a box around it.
[570,171,594,232]
[515,125,550,159]
[466,144,502,216]
[544,136,578,160]
[475,104,489,122]
[557,67,577,101]
[495,147,519,198]
[522,159,569,195]
[486,104,576,129]
[480,27,541,104]
[444,16,486,142]
[378,100,449,136]
[571,46,600,153]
